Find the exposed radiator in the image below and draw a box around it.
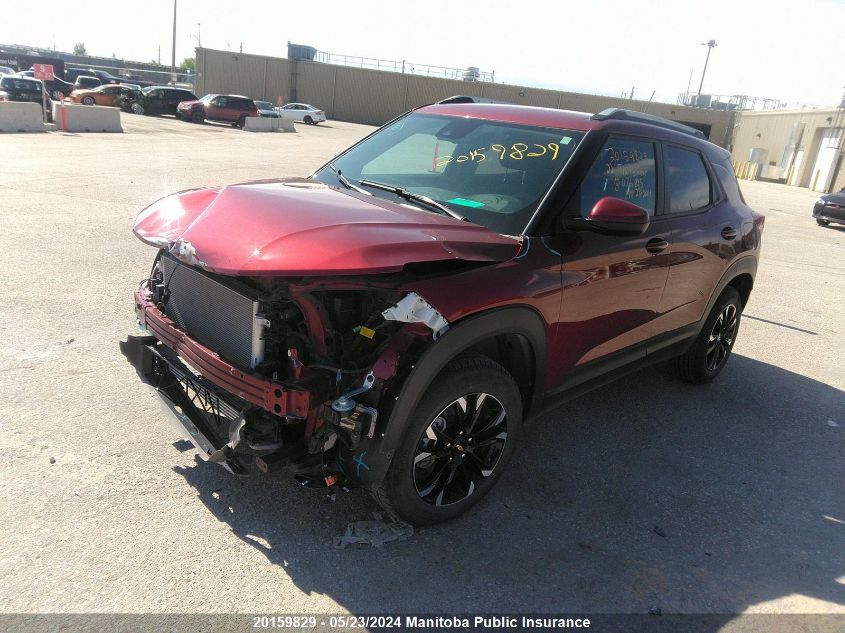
[160,254,266,369]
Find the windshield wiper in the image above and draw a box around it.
[358,179,466,221]
[326,162,370,195]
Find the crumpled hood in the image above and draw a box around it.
[132,178,520,276]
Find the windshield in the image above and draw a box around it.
[312,113,583,234]
[255,101,273,109]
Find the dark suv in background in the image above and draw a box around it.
[177,94,259,127]
[127,86,198,116]
[122,104,764,525]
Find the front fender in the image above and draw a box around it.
[348,305,547,490]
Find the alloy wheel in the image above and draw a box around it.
[412,393,508,506]
[706,303,738,372]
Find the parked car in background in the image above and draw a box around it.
[276,102,326,124]
[128,86,198,116]
[121,104,764,525]
[0,66,15,76]
[12,70,72,99]
[177,94,258,127]
[813,187,845,227]
[254,100,279,118]
[69,84,140,107]
[0,75,49,111]
[66,68,122,85]
[74,75,102,90]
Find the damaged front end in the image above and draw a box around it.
[121,180,519,490]
[121,250,454,487]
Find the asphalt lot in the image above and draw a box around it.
[0,113,843,623]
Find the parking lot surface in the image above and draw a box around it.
[0,115,843,619]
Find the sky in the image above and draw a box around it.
[2,0,844,107]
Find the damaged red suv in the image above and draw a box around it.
[121,104,763,524]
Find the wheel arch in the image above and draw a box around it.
[702,256,757,322]
[359,305,547,490]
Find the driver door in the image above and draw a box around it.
[555,135,672,379]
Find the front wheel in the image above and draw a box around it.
[304,115,313,124]
[82,96,95,105]
[374,354,522,525]
[191,110,205,124]
[817,218,830,226]
[130,102,145,115]
[672,286,742,383]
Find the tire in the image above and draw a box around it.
[82,96,95,105]
[191,110,205,124]
[304,115,313,125]
[236,116,246,128]
[817,218,830,226]
[130,102,144,115]
[672,286,742,383]
[52,90,63,101]
[373,353,523,525]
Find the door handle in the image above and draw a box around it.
[721,226,737,240]
[646,238,669,254]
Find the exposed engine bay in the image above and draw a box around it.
[123,248,454,487]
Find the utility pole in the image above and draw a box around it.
[697,39,717,97]
[171,0,177,81]
[197,23,202,47]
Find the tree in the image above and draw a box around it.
[179,57,195,73]
[73,42,87,56]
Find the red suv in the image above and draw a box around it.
[121,104,764,524]
[177,94,258,127]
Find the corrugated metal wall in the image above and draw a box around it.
[196,47,734,145]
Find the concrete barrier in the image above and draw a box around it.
[243,116,295,132]
[53,103,123,133]
[0,102,45,133]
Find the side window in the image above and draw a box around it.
[664,145,713,213]
[576,138,657,216]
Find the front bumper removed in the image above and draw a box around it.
[120,334,254,474]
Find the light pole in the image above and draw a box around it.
[697,39,717,97]
[170,0,177,81]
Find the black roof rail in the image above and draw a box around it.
[436,95,508,105]
[591,107,706,139]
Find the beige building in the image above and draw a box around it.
[194,47,734,146]
[731,107,845,193]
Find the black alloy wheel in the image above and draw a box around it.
[413,393,509,507]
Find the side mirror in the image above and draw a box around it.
[585,197,650,235]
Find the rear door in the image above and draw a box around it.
[557,135,672,375]
[206,96,229,121]
[651,143,740,336]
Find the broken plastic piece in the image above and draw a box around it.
[359,326,376,339]
[333,512,414,549]
[382,292,449,340]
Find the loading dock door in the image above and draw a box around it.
[811,129,840,192]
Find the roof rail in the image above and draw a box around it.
[591,107,706,139]
[436,95,507,105]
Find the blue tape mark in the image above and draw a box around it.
[353,451,370,478]
[541,236,561,257]
[515,237,531,259]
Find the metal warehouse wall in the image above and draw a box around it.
[731,108,845,192]
[195,47,734,146]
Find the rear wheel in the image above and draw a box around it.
[374,354,522,525]
[235,116,246,128]
[672,286,742,383]
[82,96,95,105]
[130,102,144,115]
[817,218,830,226]
[52,90,63,100]
[304,115,313,125]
